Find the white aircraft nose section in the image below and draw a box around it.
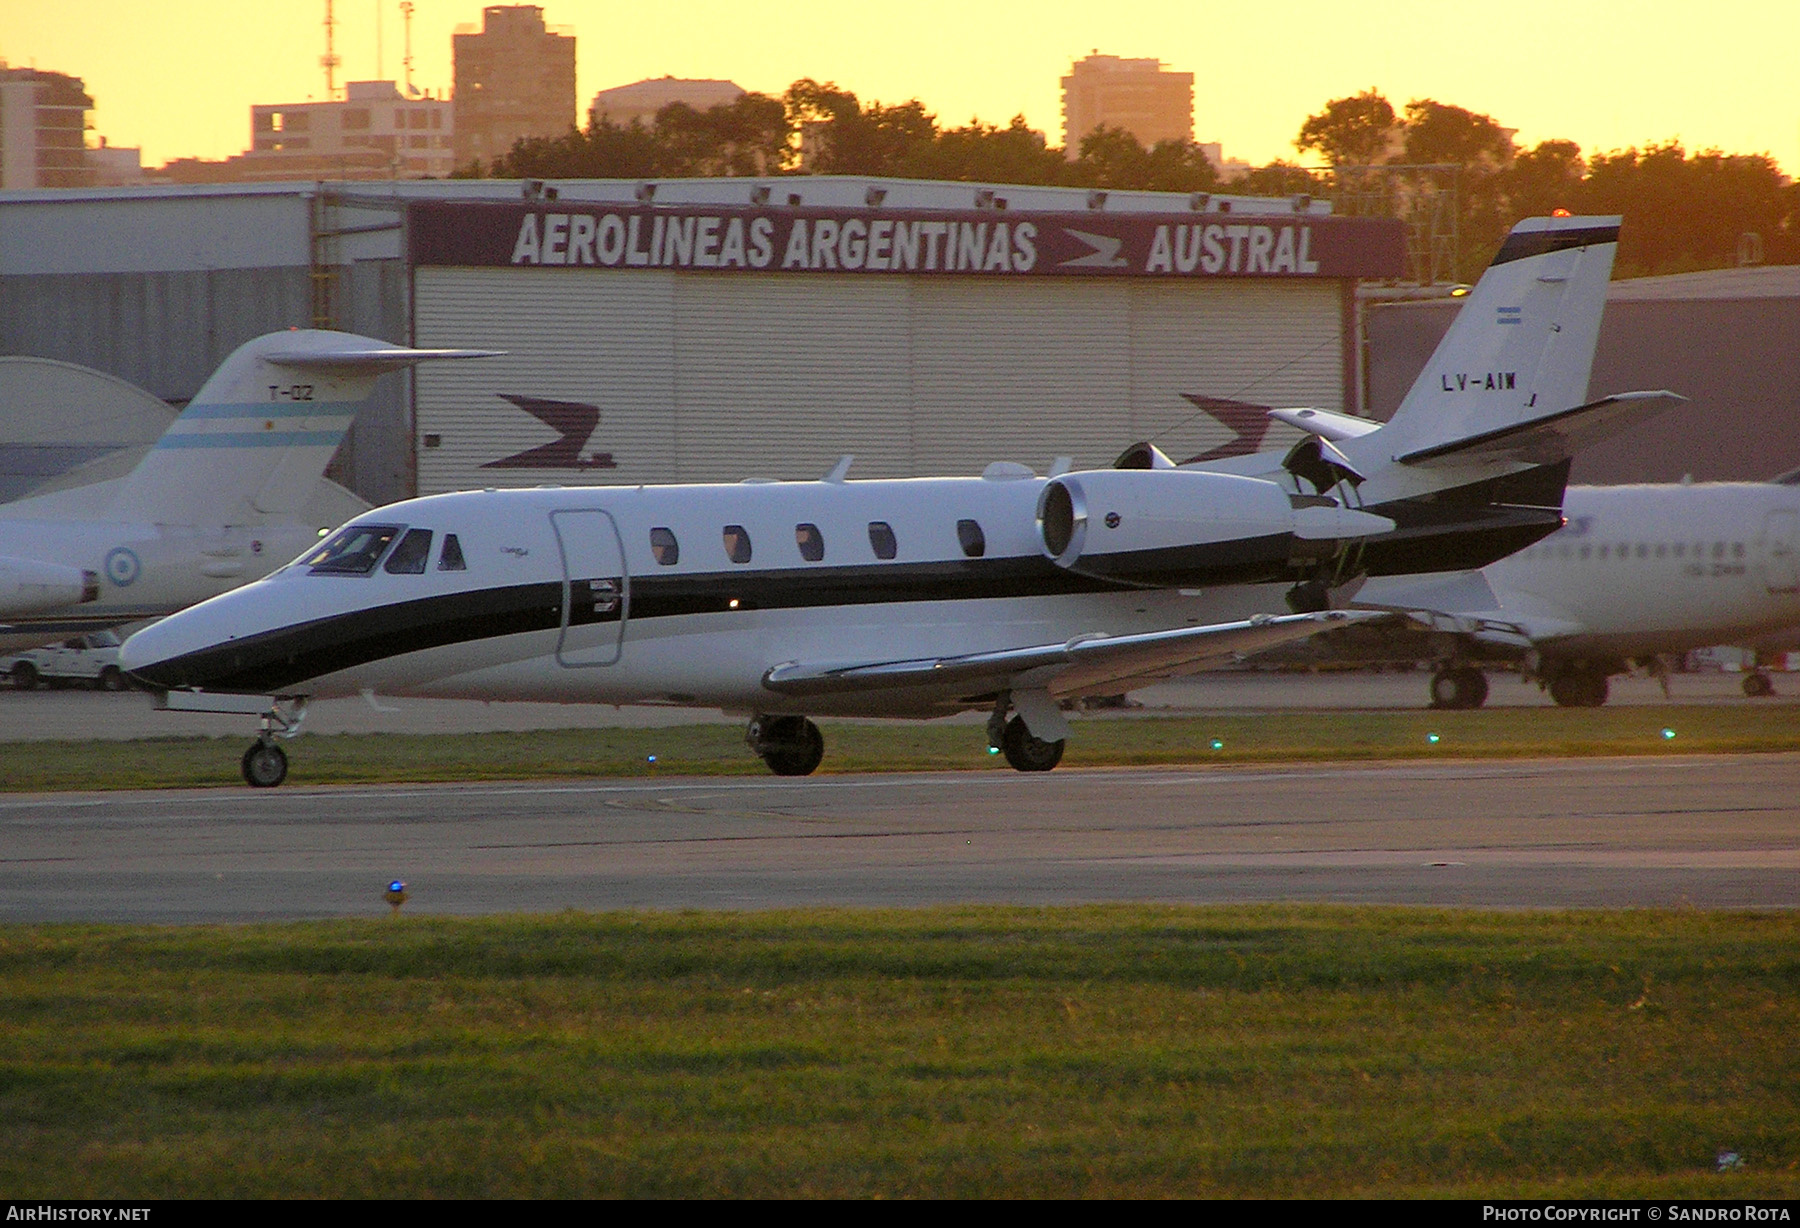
[120,593,260,690]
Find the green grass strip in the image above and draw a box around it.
[2,704,1798,791]
[2,905,1796,1197]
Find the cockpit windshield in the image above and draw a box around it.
[302,524,404,575]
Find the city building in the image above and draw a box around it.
[1060,54,1193,157]
[0,66,94,190]
[589,77,745,129]
[453,5,577,170]
[250,80,454,180]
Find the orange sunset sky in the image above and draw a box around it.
[3,0,1797,176]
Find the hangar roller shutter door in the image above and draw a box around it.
[412,267,1343,494]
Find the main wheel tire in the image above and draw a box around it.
[758,716,824,777]
[11,662,38,691]
[1549,670,1609,708]
[1001,714,1064,772]
[241,742,288,788]
[1744,672,1776,698]
[97,666,126,692]
[1429,667,1489,710]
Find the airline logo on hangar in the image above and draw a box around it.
[495,209,1329,278]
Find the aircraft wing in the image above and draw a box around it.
[761,610,1383,701]
[1397,390,1685,469]
[1353,571,1584,648]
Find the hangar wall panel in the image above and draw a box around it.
[672,276,914,481]
[0,267,310,401]
[1127,280,1343,460]
[411,267,1348,494]
[413,266,679,494]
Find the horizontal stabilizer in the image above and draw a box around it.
[1267,406,1382,442]
[260,344,502,372]
[1397,391,1686,469]
[762,610,1382,702]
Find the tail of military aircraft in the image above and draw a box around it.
[104,330,497,526]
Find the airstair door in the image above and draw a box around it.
[1764,510,1799,595]
[550,509,628,666]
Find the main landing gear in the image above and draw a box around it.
[1743,671,1776,698]
[1547,665,1610,708]
[986,699,1066,772]
[746,714,825,776]
[1428,665,1489,710]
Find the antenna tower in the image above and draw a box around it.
[400,1,417,95]
[320,0,341,98]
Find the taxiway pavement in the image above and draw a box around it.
[3,754,1795,922]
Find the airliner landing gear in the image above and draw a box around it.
[999,715,1064,772]
[747,714,824,776]
[1548,666,1610,708]
[241,739,288,788]
[1429,666,1489,710]
[1744,671,1776,698]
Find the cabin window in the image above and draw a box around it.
[650,527,679,566]
[383,528,434,574]
[304,523,403,576]
[1636,543,1649,559]
[957,519,986,558]
[795,523,824,562]
[438,534,467,571]
[868,521,897,560]
[1713,542,1726,558]
[723,524,752,564]
[1733,542,1746,558]
[1656,544,1667,558]
[1598,545,1609,560]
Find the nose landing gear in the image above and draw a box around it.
[241,740,288,788]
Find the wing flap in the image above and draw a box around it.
[761,610,1381,701]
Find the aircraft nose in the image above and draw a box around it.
[119,619,191,690]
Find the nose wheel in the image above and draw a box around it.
[241,740,288,788]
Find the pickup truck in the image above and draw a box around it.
[2,630,129,691]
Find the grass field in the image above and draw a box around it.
[3,703,1799,791]
[2,905,1796,1198]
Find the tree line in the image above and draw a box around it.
[467,80,1799,280]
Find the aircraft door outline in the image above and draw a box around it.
[1762,509,1799,594]
[550,509,629,666]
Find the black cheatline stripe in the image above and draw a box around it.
[134,557,1128,694]
[132,581,566,694]
[1488,224,1619,266]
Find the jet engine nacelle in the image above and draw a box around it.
[1035,469,1394,587]
[0,557,97,616]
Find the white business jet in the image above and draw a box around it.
[123,214,1676,785]
[0,331,495,654]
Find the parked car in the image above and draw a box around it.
[3,630,129,691]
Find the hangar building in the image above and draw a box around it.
[0,177,1407,503]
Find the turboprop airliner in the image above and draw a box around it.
[122,214,1680,786]
[0,331,496,653]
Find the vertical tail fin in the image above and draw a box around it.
[108,330,497,524]
[1359,215,1620,464]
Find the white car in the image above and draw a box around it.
[3,630,129,691]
